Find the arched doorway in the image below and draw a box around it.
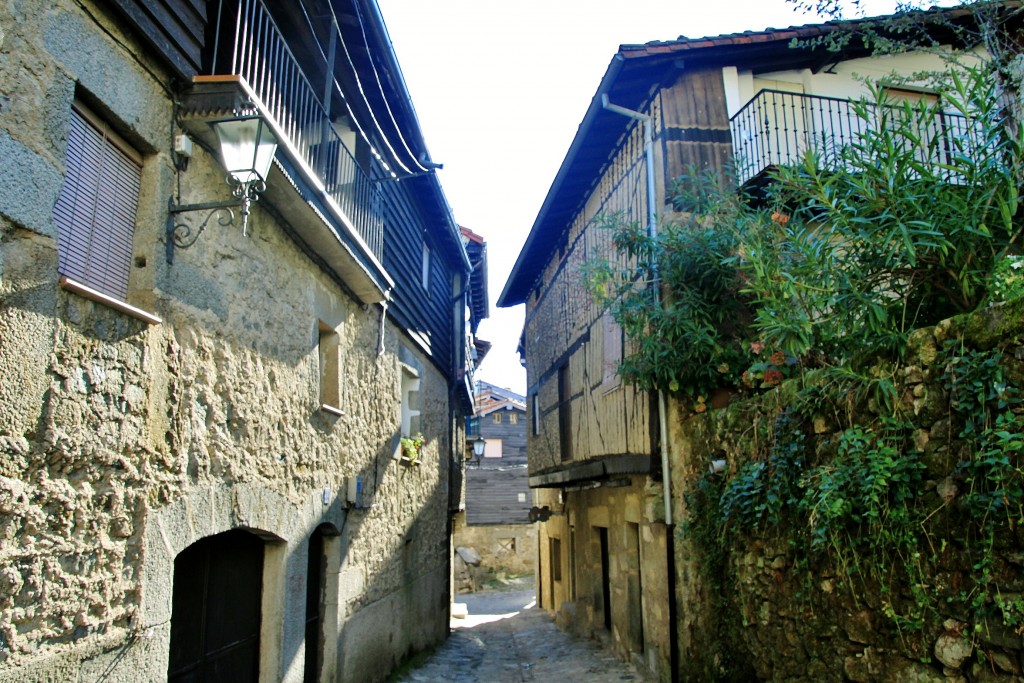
[167,529,265,682]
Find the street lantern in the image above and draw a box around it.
[472,435,486,467]
[167,112,279,261]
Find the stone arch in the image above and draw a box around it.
[138,483,298,627]
[128,481,350,682]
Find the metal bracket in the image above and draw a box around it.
[164,176,265,263]
[165,196,239,264]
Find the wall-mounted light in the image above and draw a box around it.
[166,113,278,263]
[471,435,486,468]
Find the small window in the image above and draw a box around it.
[318,322,342,415]
[400,363,421,436]
[497,537,516,554]
[421,242,431,293]
[558,364,572,461]
[493,413,502,424]
[484,438,502,458]
[54,101,142,301]
[531,394,540,437]
[602,312,623,390]
[509,413,519,425]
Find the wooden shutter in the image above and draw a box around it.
[53,102,142,301]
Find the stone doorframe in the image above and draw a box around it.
[132,482,347,683]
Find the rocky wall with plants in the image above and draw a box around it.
[672,298,1024,682]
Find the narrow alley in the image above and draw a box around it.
[394,582,647,683]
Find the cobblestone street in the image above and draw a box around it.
[394,584,647,683]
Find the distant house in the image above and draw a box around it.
[498,8,986,680]
[456,381,535,576]
[0,1,478,681]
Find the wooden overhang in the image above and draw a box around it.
[497,4,1003,309]
[460,226,489,333]
[528,454,654,489]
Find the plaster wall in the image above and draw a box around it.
[0,2,453,681]
[723,48,988,119]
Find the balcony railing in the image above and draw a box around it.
[212,0,384,261]
[729,89,982,187]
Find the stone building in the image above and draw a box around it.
[0,1,479,681]
[498,8,986,681]
[456,382,535,578]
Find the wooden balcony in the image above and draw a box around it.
[177,0,390,303]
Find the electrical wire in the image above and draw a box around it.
[323,0,418,176]
[350,0,429,173]
[296,0,401,177]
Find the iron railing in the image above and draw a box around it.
[729,89,982,187]
[214,0,384,261]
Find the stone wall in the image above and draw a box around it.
[669,299,1024,682]
[0,2,455,681]
[453,517,537,578]
[535,479,672,681]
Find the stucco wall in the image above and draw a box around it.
[0,2,454,681]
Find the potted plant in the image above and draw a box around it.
[399,433,425,465]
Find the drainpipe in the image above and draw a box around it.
[602,94,678,678]
[600,94,670,527]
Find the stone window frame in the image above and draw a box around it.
[400,362,421,437]
[54,99,160,325]
[318,320,343,416]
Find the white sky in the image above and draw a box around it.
[377,0,905,395]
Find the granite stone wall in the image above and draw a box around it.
[669,300,1024,682]
[0,2,455,681]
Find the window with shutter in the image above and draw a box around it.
[53,102,142,302]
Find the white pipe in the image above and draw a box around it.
[377,288,391,356]
[601,94,671,526]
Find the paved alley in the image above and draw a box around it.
[394,585,648,683]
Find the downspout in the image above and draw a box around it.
[602,94,678,679]
[377,289,391,356]
[600,94,670,527]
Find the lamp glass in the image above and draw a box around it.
[472,436,486,458]
[212,116,278,185]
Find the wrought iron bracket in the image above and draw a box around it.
[165,176,266,264]
[165,196,239,264]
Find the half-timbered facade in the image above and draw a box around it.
[0,1,476,681]
[499,9,985,680]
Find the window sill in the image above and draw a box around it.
[60,277,162,325]
[320,403,345,417]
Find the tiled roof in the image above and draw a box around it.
[497,4,1009,308]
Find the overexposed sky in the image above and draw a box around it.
[377,0,904,395]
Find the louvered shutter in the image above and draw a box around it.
[54,104,141,301]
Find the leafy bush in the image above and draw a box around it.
[741,64,1022,366]
[582,169,760,397]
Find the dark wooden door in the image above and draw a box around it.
[168,529,264,682]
